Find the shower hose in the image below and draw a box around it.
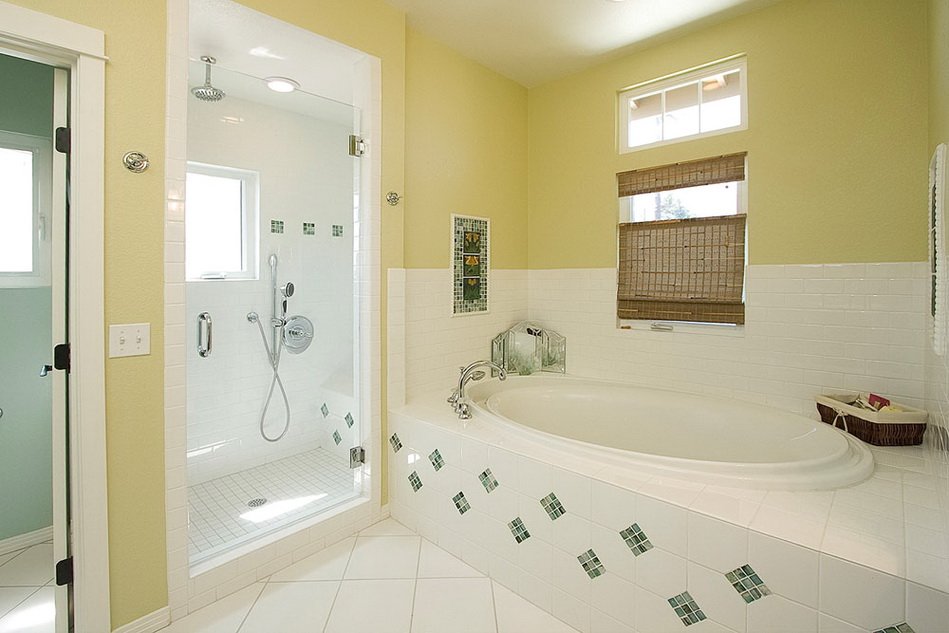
[251,315,291,442]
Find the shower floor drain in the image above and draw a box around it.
[247,498,267,508]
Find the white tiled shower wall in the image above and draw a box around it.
[185,95,359,483]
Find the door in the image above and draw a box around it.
[0,52,70,633]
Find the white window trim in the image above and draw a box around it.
[618,56,748,154]
[0,130,52,287]
[185,161,260,281]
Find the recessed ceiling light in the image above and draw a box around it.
[265,77,300,93]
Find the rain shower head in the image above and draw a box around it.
[192,56,225,102]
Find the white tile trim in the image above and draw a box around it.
[0,526,53,557]
[110,607,169,633]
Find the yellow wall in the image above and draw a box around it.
[528,0,929,268]
[8,1,169,627]
[932,0,949,151]
[404,29,528,269]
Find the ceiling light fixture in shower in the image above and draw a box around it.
[265,76,300,93]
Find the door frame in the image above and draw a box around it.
[0,3,110,632]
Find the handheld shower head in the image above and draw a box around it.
[192,56,225,102]
[246,312,259,323]
[281,282,295,298]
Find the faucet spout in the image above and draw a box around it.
[451,360,507,419]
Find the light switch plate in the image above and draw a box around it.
[109,323,151,358]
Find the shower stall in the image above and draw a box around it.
[182,50,366,567]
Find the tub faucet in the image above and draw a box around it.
[449,360,506,419]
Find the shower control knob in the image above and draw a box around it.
[40,364,53,377]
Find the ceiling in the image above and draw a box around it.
[385,0,779,87]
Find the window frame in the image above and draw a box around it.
[185,161,259,281]
[618,56,748,154]
[0,130,52,288]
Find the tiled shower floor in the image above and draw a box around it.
[189,448,359,563]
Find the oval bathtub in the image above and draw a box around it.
[466,376,873,489]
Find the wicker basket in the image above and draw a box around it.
[815,394,928,446]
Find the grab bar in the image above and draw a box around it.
[197,312,212,358]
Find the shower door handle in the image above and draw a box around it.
[197,312,212,358]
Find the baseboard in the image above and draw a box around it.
[0,526,53,556]
[112,606,170,633]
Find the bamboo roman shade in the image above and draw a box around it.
[616,153,747,325]
[617,152,746,198]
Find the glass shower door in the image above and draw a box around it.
[184,62,365,567]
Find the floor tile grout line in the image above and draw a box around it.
[0,584,45,623]
[321,536,358,633]
[407,531,422,633]
[489,579,501,633]
[232,581,268,633]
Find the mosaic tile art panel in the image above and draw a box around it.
[452,214,489,314]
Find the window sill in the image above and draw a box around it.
[617,319,745,337]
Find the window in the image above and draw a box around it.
[616,153,747,326]
[0,132,51,287]
[185,162,258,280]
[618,56,746,152]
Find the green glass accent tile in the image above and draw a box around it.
[577,549,605,579]
[388,433,403,453]
[428,449,445,471]
[270,219,285,234]
[667,592,706,627]
[507,517,531,543]
[303,222,315,235]
[345,412,355,428]
[540,492,566,520]
[332,430,342,445]
[619,523,653,556]
[872,624,916,633]
[332,224,344,237]
[725,564,771,604]
[321,403,329,418]
[452,491,470,515]
[408,471,423,492]
[479,468,499,493]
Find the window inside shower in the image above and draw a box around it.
[184,60,364,567]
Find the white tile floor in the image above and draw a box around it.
[0,543,55,633]
[189,448,359,563]
[162,518,579,633]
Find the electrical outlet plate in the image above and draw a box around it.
[109,323,151,358]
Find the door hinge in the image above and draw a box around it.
[55,557,73,586]
[54,343,71,373]
[349,446,365,468]
[348,135,366,157]
[55,127,70,154]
